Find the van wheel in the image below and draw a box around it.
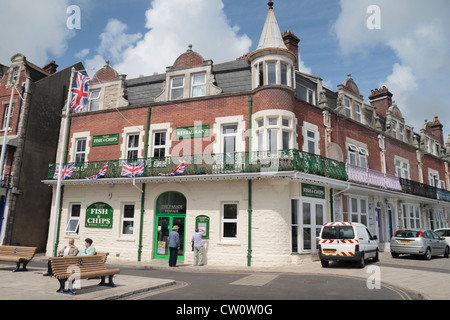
[373,250,379,262]
[357,253,365,268]
[320,260,329,268]
[423,248,432,260]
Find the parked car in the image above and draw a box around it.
[434,228,450,247]
[318,222,379,268]
[390,229,449,260]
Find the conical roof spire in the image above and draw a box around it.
[257,1,287,50]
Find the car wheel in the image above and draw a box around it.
[423,247,432,260]
[391,251,399,258]
[444,246,449,259]
[357,253,365,268]
[373,250,379,262]
[320,260,329,268]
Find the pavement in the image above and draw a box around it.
[0,252,449,300]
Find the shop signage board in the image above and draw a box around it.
[302,183,325,199]
[195,215,210,239]
[175,125,210,139]
[92,133,119,146]
[85,202,113,228]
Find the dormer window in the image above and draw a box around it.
[89,90,101,111]
[191,73,206,98]
[170,76,184,100]
[253,59,294,89]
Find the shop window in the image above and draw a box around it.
[402,204,421,229]
[343,195,368,226]
[65,204,81,234]
[222,202,238,239]
[121,204,135,236]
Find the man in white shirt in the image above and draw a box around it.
[191,228,204,266]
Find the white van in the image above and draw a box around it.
[318,222,379,268]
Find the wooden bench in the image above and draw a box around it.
[0,246,37,272]
[48,254,120,295]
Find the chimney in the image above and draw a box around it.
[369,86,393,117]
[43,60,58,74]
[282,30,300,71]
[428,116,444,145]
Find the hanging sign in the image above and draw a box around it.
[85,202,113,228]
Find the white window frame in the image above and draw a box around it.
[344,97,351,117]
[74,138,87,163]
[221,202,238,240]
[170,76,184,100]
[347,143,368,168]
[2,103,13,130]
[354,102,361,122]
[395,157,410,179]
[428,169,439,187]
[121,203,135,236]
[65,203,81,234]
[126,134,140,160]
[88,89,101,111]
[191,73,206,98]
[153,131,167,158]
[121,126,144,160]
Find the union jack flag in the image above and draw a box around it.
[86,162,108,180]
[160,160,186,176]
[53,164,75,180]
[121,161,144,178]
[70,72,90,112]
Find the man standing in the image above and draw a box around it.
[191,228,204,266]
[168,225,180,267]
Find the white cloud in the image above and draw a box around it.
[84,19,142,75]
[0,0,74,66]
[107,0,252,78]
[333,0,450,137]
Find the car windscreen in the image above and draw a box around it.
[321,226,354,240]
[394,230,420,238]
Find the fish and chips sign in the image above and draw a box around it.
[85,202,113,228]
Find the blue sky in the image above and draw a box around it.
[1,0,449,139]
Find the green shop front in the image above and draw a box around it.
[153,191,187,261]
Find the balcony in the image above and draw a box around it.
[46,149,347,181]
[346,164,402,191]
[45,149,450,203]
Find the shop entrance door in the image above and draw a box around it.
[292,199,326,253]
[153,191,187,261]
[154,215,185,260]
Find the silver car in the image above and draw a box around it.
[390,229,449,260]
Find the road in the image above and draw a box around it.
[114,252,444,301]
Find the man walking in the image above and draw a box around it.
[168,225,180,267]
[191,228,204,266]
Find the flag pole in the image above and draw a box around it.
[51,67,76,257]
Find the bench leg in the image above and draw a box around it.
[12,262,20,272]
[21,261,29,272]
[98,275,116,287]
[57,279,66,293]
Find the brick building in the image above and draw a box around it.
[43,2,450,266]
[0,53,83,251]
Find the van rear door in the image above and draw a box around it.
[320,223,357,257]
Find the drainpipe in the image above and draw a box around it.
[138,108,151,261]
[247,96,253,266]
